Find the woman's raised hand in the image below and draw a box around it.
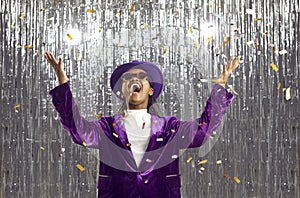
[44,50,68,84]
[212,56,243,87]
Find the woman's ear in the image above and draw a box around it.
[149,88,154,96]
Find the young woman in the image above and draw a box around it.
[44,50,241,198]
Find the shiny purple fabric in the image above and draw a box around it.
[49,82,234,198]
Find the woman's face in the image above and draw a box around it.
[121,68,154,109]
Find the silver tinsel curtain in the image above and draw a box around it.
[0,0,299,197]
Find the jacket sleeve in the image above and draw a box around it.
[169,84,234,149]
[49,82,103,148]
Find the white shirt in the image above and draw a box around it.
[124,109,151,166]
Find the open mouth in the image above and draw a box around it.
[128,81,142,94]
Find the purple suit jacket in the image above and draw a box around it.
[49,82,233,198]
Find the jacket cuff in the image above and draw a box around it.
[211,83,234,107]
[49,82,70,104]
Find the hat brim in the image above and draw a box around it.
[110,61,164,99]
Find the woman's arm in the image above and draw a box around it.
[45,51,102,148]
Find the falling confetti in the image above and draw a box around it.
[186,157,193,163]
[130,2,136,15]
[40,146,45,150]
[78,53,82,61]
[279,49,288,55]
[66,33,73,40]
[87,9,96,13]
[222,37,230,46]
[284,87,291,100]
[144,179,149,184]
[76,164,85,171]
[19,13,25,20]
[82,142,87,147]
[216,160,222,164]
[277,82,281,91]
[156,138,163,142]
[126,143,131,147]
[270,63,279,72]
[206,36,213,43]
[198,159,208,165]
[233,176,241,184]
[199,167,205,171]
[24,45,34,49]
[14,104,21,112]
[223,173,230,179]
[163,47,167,54]
[171,129,175,133]
[146,159,152,163]
[97,114,102,119]
[189,26,193,34]
[113,133,119,138]
[254,18,262,21]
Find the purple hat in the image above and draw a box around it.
[110,60,164,99]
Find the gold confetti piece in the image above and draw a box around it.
[285,87,291,100]
[14,104,21,112]
[40,8,45,11]
[47,17,54,21]
[11,22,15,28]
[117,46,125,48]
[19,13,25,20]
[78,53,82,61]
[273,47,279,53]
[171,129,175,133]
[270,63,279,72]
[234,28,239,33]
[215,3,221,8]
[126,143,131,147]
[116,11,121,17]
[130,2,136,15]
[82,142,87,147]
[113,133,119,138]
[24,45,34,49]
[263,32,269,35]
[210,131,217,139]
[186,157,193,163]
[144,179,149,184]
[87,8,96,13]
[98,27,102,32]
[216,160,222,164]
[175,10,180,15]
[200,167,205,171]
[163,47,167,54]
[206,36,213,43]
[223,173,230,179]
[112,123,116,127]
[233,176,241,183]
[254,18,262,21]
[76,164,85,171]
[198,159,208,165]
[144,23,148,28]
[189,26,193,34]
[97,114,102,119]
[66,33,73,40]
[40,146,45,150]
[277,82,281,91]
[222,37,230,46]
[142,122,145,129]
[156,138,163,142]
[152,120,158,124]
[199,122,207,126]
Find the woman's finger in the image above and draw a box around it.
[227,57,234,70]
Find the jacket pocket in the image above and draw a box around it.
[98,175,112,191]
[166,174,181,189]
